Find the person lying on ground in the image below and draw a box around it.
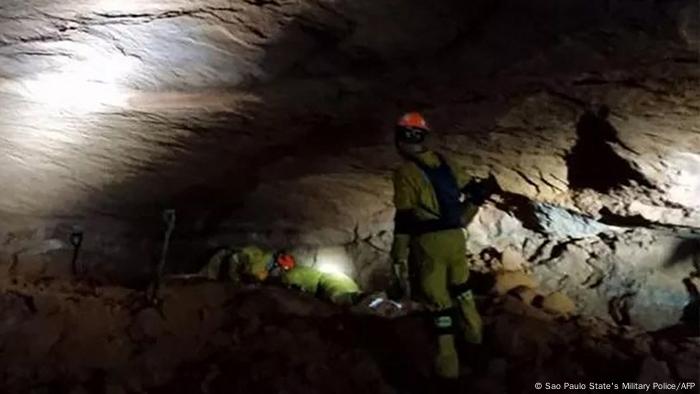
[198,245,401,313]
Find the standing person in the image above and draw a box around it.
[391,112,494,379]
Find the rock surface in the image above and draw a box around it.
[0,0,699,331]
[493,272,538,296]
[0,277,697,393]
[541,291,577,316]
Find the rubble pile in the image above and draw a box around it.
[0,275,696,393]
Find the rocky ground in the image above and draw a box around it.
[0,273,697,394]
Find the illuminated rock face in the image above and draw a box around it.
[0,0,698,328]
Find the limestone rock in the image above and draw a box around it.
[542,292,577,316]
[501,247,528,272]
[493,272,538,295]
[533,203,610,239]
[497,295,553,322]
[509,286,541,306]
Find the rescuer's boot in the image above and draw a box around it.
[433,309,460,379]
[435,334,459,379]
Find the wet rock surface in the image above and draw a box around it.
[0,277,697,394]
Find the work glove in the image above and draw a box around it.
[392,259,411,300]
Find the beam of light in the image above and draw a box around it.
[315,247,354,278]
[17,52,135,113]
[21,74,126,112]
[0,47,139,213]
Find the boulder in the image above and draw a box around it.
[493,272,538,295]
[533,203,610,238]
[508,286,541,306]
[501,247,528,272]
[542,292,576,316]
[496,295,553,321]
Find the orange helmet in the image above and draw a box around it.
[397,112,429,131]
[275,253,296,271]
[396,112,430,144]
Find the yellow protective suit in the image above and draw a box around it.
[282,266,361,306]
[391,150,483,379]
[200,246,272,283]
[200,247,362,306]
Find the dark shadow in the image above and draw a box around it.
[566,106,652,192]
[665,238,700,269]
[653,277,700,339]
[608,294,633,326]
[490,191,545,232]
[650,239,700,338]
[680,278,699,331]
[466,270,496,295]
[490,191,607,237]
[344,314,436,394]
[596,207,655,227]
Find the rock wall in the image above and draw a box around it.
[0,0,698,329]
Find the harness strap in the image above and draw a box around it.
[394,153,464,236]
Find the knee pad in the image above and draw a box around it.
[431,308,458,336]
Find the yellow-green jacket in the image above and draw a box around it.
[200,246,273,283]
[390,150,473,262]
[201,246,361,305]
[282,266,360,305]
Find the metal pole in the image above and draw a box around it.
[151,209,176,302]
[70,231,84,276]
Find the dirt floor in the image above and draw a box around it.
[0,275,698,394]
